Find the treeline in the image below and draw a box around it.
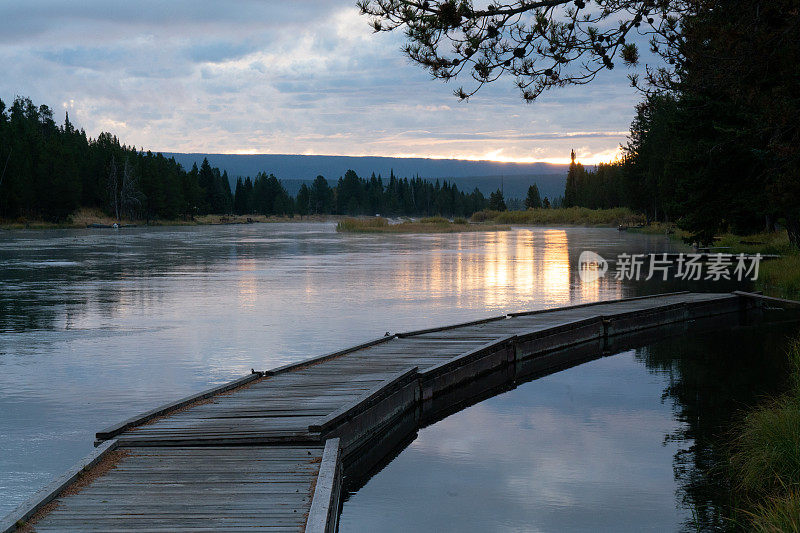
[233,170,488,217]
[0,97,234,221]
[563,154,628,211]
[562,0,800,246]
[0,96,488,221]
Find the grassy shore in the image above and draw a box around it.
[727,338,800,531]
[716,231,800,299]
[0,208,337,230]
[633,223,800,529]
[631,223,800,299]
[336,216,509,233]
[471,206,646,227]
[2,206,646,232]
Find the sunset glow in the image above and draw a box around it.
[0,4,640,162]
[216,146,625,166]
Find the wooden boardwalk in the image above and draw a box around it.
[2,291,784,533]
[28,446,327,532]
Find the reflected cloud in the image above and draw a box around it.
[342,352,686,532]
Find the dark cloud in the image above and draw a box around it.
[39,46,128,69]
[0,1,330,38]
[187,41,261,64]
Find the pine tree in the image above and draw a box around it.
[310,175,332,214]
[524,184,542,209]
[296,183,310,217]
[234,177,246,214]
[564,150,578,207]
[489,189,507,211]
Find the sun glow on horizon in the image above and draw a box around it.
[401,146,624,166]
[214,145,624,166]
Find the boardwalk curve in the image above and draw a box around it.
[3,291,791,532]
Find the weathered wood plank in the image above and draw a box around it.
[734,290,800,308]
[309,368,418,434]
[265,336,397,375]
[96,372,264,442]
[26,445,323,533]
[506,291,692,317]
[396,315,508,337]
[305,439,342,533]
[0,440,119,533]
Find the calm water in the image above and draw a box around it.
[0,223,769,525]
[339,325,796,532]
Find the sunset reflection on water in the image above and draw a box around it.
[352,228,583,314]
[0,223,670,517]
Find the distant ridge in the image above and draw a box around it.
[164,153,569,200]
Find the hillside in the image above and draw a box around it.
[165,153,568,200]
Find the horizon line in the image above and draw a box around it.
[156,151,618,166]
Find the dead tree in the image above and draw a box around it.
[107,156,119,221]
[120,157,143,221]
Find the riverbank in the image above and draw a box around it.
[0,208,339,230]
[727,337,800,531]
[336,216,509,233]
[635,220,800,528]
[630,223,799,299]
[470,206,645,227]
[1,206,648,232]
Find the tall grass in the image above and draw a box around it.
[747,493,800,533]
[715,231,795,256]
[759,255,800,300]
[336,216,505,234]
[729,395,800,496]
[716,231,800,300]
[335,217,389,232]
[417,216,452,224]
[628,225,799,299]
[471,207,645,226]
[728,339,800,530]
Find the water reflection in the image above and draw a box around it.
[0,225,671,337]
[484,231,511,306]
[540,229,570,305]
[339,322,799,533]
[236,259,258,310]
[0,223,734,516]
[637,325,795,531]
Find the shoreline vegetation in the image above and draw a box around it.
[727,338,800,532]
[629,223,800,300]
[0,208,340,230]
[630,224,800,530]
[335,207,646,233]
[2,206,646,232]
[470,206,645,227]
[335,216,508,233]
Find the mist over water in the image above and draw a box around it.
[0,223,762,525]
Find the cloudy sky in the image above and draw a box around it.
[1,1,650,164]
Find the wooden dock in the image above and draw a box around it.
[2,291,790,532]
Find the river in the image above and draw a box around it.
[0,223,791,530]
